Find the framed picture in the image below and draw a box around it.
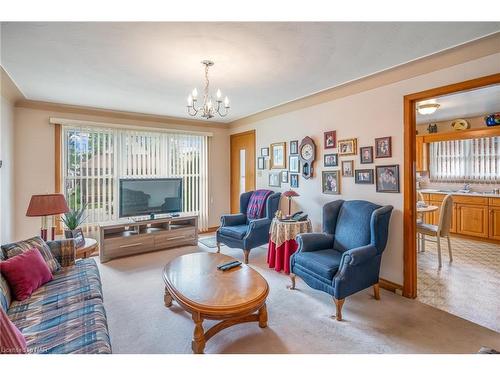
[281,170,289,183]
[261,147,269,157]
[322,171,341,195]
[257,157,265,170]
[290,140,299,155]
[337,138,357,156]
[375,136,392,158]
[324,131,336,149]
[270,142,286,169]
[375,165,400,193]
[68,228,86,248]
[289,155,300,173]
[355,169,374,184]
[269,172,281,187]
[290,173,299,188]
[324,153,338,167]
[360,146,374,164]
[341,160,354,177]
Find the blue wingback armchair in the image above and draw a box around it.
[216,191,281,264]
[290,200,393,321]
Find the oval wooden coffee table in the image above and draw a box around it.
[162,252,269,354]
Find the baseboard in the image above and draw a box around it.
[450,233,500,244]
[379,278,403,295]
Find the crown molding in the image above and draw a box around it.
[15,99,229,128]
[228,32,500,128]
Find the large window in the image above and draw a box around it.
[62,124,209,230]
[429,136,500,183]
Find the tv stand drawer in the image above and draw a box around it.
[104,236,155,256]
[155,228,196,248]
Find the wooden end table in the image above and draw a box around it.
[162,252,269,354]
[76,238,99,259]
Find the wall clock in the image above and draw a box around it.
[299,136,316,179]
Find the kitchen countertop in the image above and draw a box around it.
[418,189,500,198]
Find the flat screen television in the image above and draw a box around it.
[119,178,183,218]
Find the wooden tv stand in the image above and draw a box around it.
[98,214,198,263]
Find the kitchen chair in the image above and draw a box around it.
[417,194,453,268]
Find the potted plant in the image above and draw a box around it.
[61,205,87,248]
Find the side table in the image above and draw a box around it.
[267,218,312,274]
[76,238,99,259]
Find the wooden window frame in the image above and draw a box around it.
[403,73,500,298]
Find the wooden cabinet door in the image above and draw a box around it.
[489,207,500,240]
[457,204,489,238]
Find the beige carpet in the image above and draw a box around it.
[96,244,500,354]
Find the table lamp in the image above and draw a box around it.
[26,194,70,241]
[282,190,300,217]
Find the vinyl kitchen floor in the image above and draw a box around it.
[417,235,500,332]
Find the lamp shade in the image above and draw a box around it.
[283,190,300,198]
[26,194,69,217]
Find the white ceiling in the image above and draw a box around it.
[416,84,500,124]
[2,22,500,123]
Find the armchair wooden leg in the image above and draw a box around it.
[287,273,296,290]
[216,242,221,253]
[332,298,345,321]
[373,283,380,300]
[243,249,250,264]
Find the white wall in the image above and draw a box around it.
[14,107,230,240]
[231,52,500,285]
[0,95,15,243]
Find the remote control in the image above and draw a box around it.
[220,261,242,271]
[217,260,240,270]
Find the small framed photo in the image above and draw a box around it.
[270,142,286,169]
[281,170,289,183]
[290,173,299,188]
[324,153,338,167]
[341,160,354,177]
[257,157,265,170]
[337,138,357,156]
[375,165,400,193]
[324,131,336,149]
[269,172,281,187]
[322,171,341,195]
[261,147,269,157]
[360,146,374,164]
[355,169,374,184]
[290,140,299,155]
[289,155,300,173]
[375,136,392,158]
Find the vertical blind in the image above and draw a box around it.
[429,136,500,183]
[62,125,209,230]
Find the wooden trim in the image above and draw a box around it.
[379,278,403,294]
[403,73,500,299]
[229,33,500,128]
[16,99,228,128]
[54,123,63,235]
[418,127,500,143]
[200,226,219,234]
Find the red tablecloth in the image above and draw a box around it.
[267,239,298,274]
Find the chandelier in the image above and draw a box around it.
[187,60,230,119]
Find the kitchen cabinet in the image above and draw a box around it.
[419,193,499,240]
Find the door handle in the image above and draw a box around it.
[119,243,142,248]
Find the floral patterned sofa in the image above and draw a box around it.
[1,237,111,354]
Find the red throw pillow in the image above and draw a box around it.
[0,307,27,354]
[0,248,53,301]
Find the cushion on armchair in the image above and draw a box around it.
[218,225,248,239]
[293,249,343,281]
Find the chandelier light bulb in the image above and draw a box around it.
[216,89,222,100]
[187,95,193,106]
[224,96,230,108]
[192,88,198,99]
